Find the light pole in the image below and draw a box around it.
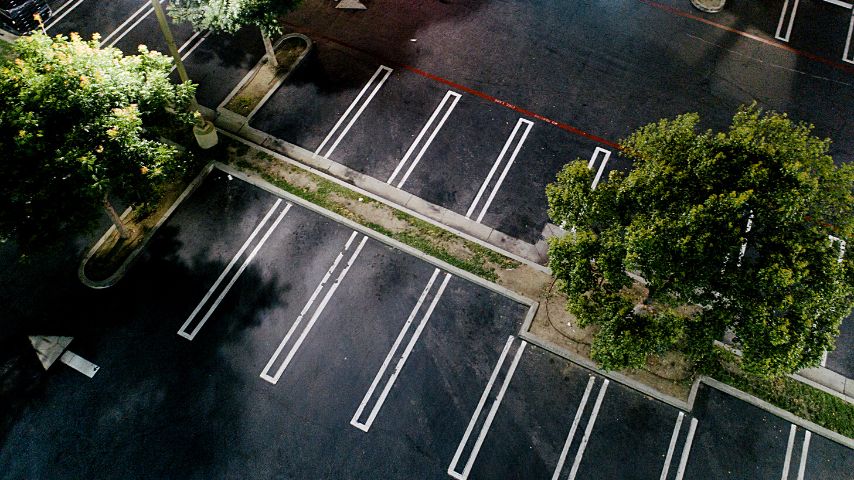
[150,0,218,149]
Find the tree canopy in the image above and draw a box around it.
[546,105,854,376]
[0,32,197,248]
[168,0,303,36]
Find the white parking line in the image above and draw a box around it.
[388,90,461,189]
[781,424,797,480]
[170,30,211,73]
[551,376,596,480]
[775,0,801,42]
[59,350,100,378]
[466,118,533,223]
[101,0,158,48]
[587,147,611,190]
[796,430,811,480]
[659,412,686,480]
[178,199,289,340]
[315,65,394,159]
[674,417,699,480]
[448,336,526,480]
[566,379,609,480]
[260,233,368,384]
[737,211,754,267]
[45,0,87,30]
[846,11,854,64]
[351,269,451,432]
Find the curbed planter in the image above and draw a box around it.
[690,0,725,13]
[78,163,215,288]
[217,33,313,121]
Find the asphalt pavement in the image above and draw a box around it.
[1,169,851,479]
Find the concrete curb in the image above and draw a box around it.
[214,127,550,274]
[699,376,854,448]
[216,33,313,125]
[78,163,216,289]
[713,340,854,405]
[215,161,539,312]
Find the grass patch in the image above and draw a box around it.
[231,155,520,282]
[703,348,854,438]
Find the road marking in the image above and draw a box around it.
[178,199,288,340]
[829,234,847,263]
[260,233,368,384]
[388,90,461,188]
[315,65,393,159]
[465,118,534,223]
[824,0,853,9]
[781,424,797,480]
[775,0,801,42]
[45,0,88,30]
[448,336,526,480]
[566,379,608,480]
[351,269,451,432]
[59,351,99,378]
[102,0,163,49]
[551,376,596,480]
[674,417,699,480]
[660,412,686,480]
[170,29,211,73]
[796,430,811,480]
[737,211,755,267]
[587,147,611,190]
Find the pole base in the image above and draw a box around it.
[193,119,219,149]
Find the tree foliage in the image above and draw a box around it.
[547,105,854,375]
[168,0,303,36]
[0,32,197,248]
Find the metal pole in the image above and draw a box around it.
[149,0,217,148]
[150,0,199,111]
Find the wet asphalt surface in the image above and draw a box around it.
[1,170,852,479]
[3,0,852,476]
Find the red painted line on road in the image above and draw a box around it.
[637,0,854,76]
[281,22,623,151]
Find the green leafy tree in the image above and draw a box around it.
[0,32,197,248]
[168,0,303,66]
[546,105,854,375]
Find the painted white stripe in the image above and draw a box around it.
[316,66,393,159]
[829,235,847,263]
[472,119,533,223]
[351,270,451,432]
[660,412,686,480]
[820,349,829,368]
[781,424,797,480]
[171,30,211,73]
[178,199,283,339]
[823,0,853,9]
[178,29,204,54]
[261,235,368,384]
[59,351,99,378]
[45,0,87,30]
[458,340,527,480]
[589,147,611,190]
[775,0,801,42]
[674,418,699,480]
[448,336,515,480]
[552,377,596,480]
[466,118,533,220]
[737,211,754,267]
[388,91,461,188]
[259,231,357,382]
[796,431,811,480]
[106,4,158,48]
[567,379,609,480]
[101,0,159,47]
[186,204,290,340]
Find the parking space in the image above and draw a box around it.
[249,38,384,149]
[685,385,853,479]
[45,0,142,39]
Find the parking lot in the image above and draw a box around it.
[1,168,851,479]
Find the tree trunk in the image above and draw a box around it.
[103,194,130,239]
[262,34,278,68]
